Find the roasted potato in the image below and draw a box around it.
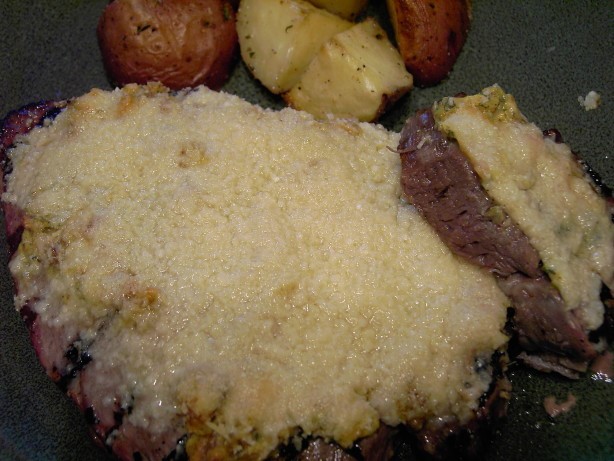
[237,0,352,94]
[386,0,471,86]
[284,18,413,122]
[97,0,238,90]
[306,0,368,20]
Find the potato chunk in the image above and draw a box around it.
[237,0,352,94]
[307,0,368,20]
[284,18,413,122]
[386,0,471,86]
[97,0,238,90]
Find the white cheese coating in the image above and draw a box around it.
[4,84,508,459]
[436,85,614,331]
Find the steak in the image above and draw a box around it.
[1,85,512,461]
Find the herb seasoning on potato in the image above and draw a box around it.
[97,0,238,90]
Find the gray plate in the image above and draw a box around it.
[0,1,612,460]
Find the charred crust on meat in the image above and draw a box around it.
[162,435,188,461]
[542,128,564,144]
[577,157,614,201]
[58,339,93,390]
[594,285,614,343]
[0,100,67,158]
[85,405,100,425]
[19,304,37,329]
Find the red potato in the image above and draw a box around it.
[97,0,238,90]
[386,0,471,86]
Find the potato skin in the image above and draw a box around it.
[97,0,238,90]
[387,0,471,86]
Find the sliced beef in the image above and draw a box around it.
[398,110,541,279]
[398,109,600,377]
[498,274,595,362]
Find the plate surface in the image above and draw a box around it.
[0,1,612,460]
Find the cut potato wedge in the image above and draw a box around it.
[283,18,413,122]
[307,0,368,20]
[237,0,352,94]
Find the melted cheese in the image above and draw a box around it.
[4,84,508,460]
[435,85,614,330]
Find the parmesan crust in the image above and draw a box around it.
[4,84,508,460]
